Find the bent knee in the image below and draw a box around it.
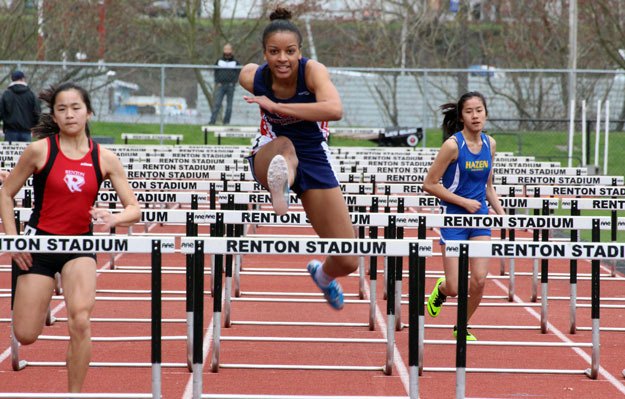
[14,329,38,346]
[470,276,487,292]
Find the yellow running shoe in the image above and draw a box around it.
[427,277,446,317]
[453,325,477,341]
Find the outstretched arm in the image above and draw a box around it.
[241,60,343,122]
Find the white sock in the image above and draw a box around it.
[314,263,334,287]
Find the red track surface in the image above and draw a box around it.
[1,220,625,398]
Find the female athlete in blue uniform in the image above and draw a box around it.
[423,92,505,340]
[238,7,357,310]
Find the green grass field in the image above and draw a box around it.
[91,122,625,242]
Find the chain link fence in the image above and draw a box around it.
[3,61,624,174]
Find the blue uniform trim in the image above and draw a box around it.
[439,132,492,244]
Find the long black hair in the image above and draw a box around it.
[440,91,488,142]
[32,82,94,139]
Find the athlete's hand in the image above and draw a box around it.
[0,170,9,183]
[462,199,482,214]
[243,95,275,113]
[12,252,32,271]
[90,207,118,230]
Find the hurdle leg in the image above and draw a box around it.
[223,258,233,328]
[383,257,388,300]
[369,275,378,331]
[395,259,403,331]
[508,259,515,302]
[151,240,162,399]
[499,229,507,275]
[408,244,420,399]
[417,217,426,376]
[455,244,470,399]
[234,254,241,297]
[540,280,548,334]
[192,243,206,397]
[368,226,379,331]
[359,256,365,300]
[210,254,215,297]
[45,306,55,326]
[210,254,224,373]
[186,312,193,372]
[585,256,601,379]
[569,251,578,334]
[11,313,26,371]
[186,250,194,371]
[54,272,63,295]
[384,256,396,375]
[531,259,538,302]
[569,283,577,334]
[540,225,549,333]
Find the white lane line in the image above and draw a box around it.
[0,251,125,365]
[364,278,412,394]
[181,315,215,398]
[491,278,625,396]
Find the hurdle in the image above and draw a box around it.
[444,239,614,398]
[180,236,431,398]
[395,213,611,380]
[5,235,175,399]
[121,133,183,145]
[190,209,403,333]
[201,126,259,145]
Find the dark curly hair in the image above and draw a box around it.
[262,7,303,50]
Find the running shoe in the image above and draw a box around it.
[307,260,344,310]
[267,155,290,215]
[427,277,446,317]
[453,325,477,341]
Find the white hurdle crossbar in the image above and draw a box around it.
[445,240,613,398]
[181,236,431,399]
[4,235,176,399]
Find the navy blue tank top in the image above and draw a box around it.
[252,57,329,146]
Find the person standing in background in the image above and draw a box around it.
[0,70,41,142]
[209,43,240,125]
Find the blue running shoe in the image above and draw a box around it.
[307,260,344,310]
[267,155,290,216]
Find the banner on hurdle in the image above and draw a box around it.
[496,175,624,185]
[0,235,176,253]
[562,198,625,210]
[445,240,625,259]
[417,214,611,230]
[180,237,432,257]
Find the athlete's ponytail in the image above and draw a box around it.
[32,82,94,139]
[440,102,460,142]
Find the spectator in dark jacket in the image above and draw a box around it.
[0,70,41,142]
[209,44,240,125]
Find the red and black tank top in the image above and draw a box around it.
[28,135,103,234]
